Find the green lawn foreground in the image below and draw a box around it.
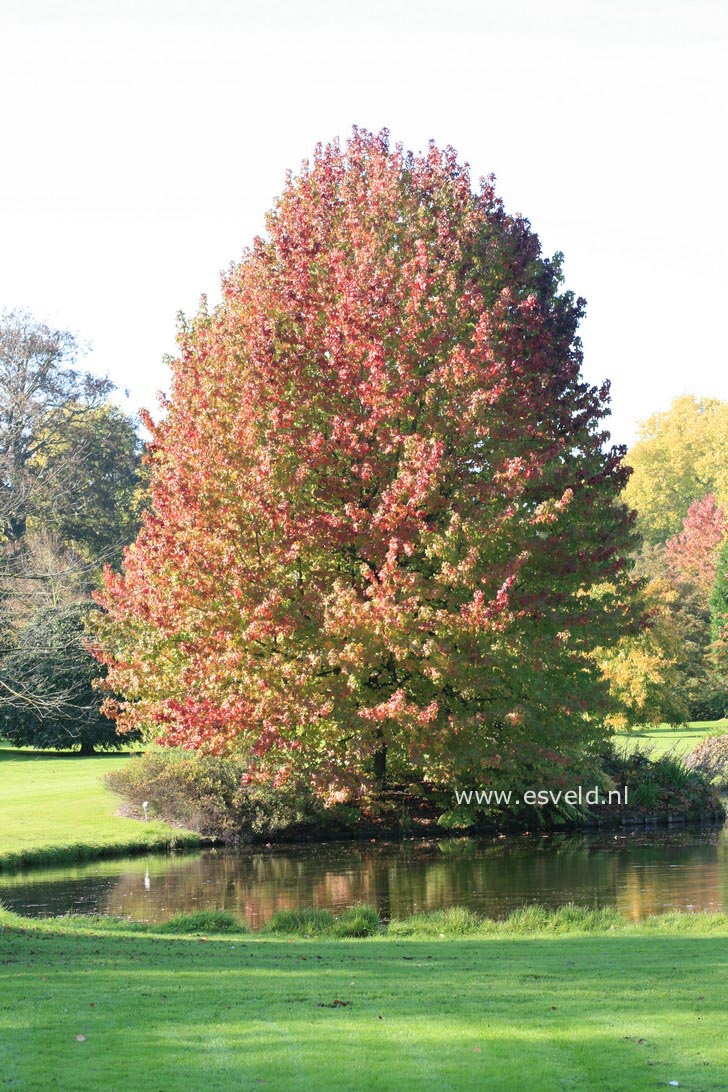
[0,747,198,869]
[0,912,727,1091]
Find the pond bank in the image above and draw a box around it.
[106,739,726,849]
[2,742,725,875]
[4,826,728,925]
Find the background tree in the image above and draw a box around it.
[662,497,726,717]
[711,539,728,643]
[664,494,726,597]
[96,129,640,795]
[623,499,728,721]
[0,529,91,632]
[596,574,688,729]
[666,587,725,719]
[28,403,144,570]
[0,602,131,754]
[0,310,112,545]
[0,311,144,738]
[624,396,728,546]
[710,539,728,697]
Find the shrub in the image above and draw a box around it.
[266,908,336,935]
[387,904,622,937]
[105,749,331,843]
[504,904,621,933]
[332,906,380,938]
[265,905,380,936]
[388,906,481,937]
[107,740,724,845]
[158,910,243,934]
[685,734,728,788]
[544,904,621,932]
[501,905,552,932]
[438,742,724,830]
[600,743,723,820]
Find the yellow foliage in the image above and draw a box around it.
[596,578,688,728]
[624,395,728,545]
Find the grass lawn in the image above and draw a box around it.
[618,719,728,759]
[1,909,727,1091]
[0,747,198,870]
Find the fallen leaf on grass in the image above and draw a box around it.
[317,999,351,1008]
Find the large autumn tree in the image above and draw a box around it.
[96,130,639,797]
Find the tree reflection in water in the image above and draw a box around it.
[2,827,726,926]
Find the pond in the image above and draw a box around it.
[3,826,728,928]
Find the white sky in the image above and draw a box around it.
[1,0,726,447]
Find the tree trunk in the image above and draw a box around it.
[374,729,387,790]
[79,740,96,756]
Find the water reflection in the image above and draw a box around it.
[2,827,727,927]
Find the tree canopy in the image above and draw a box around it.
[0,311,143,566]
[28,403,144,569]
[0,311,113,544]
[665,494,726,602]
[624,396,728,546]
[615,497,728,723]
[95,130,640,795]
[0,602,132,753]
[0,310,144,739]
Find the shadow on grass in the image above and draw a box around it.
[0,745,141,762]
[2,923,727,1090]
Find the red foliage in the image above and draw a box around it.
[665,494,726,598]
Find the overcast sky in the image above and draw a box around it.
[1,0,725,447]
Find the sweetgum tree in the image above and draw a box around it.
[95,130,639,798]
